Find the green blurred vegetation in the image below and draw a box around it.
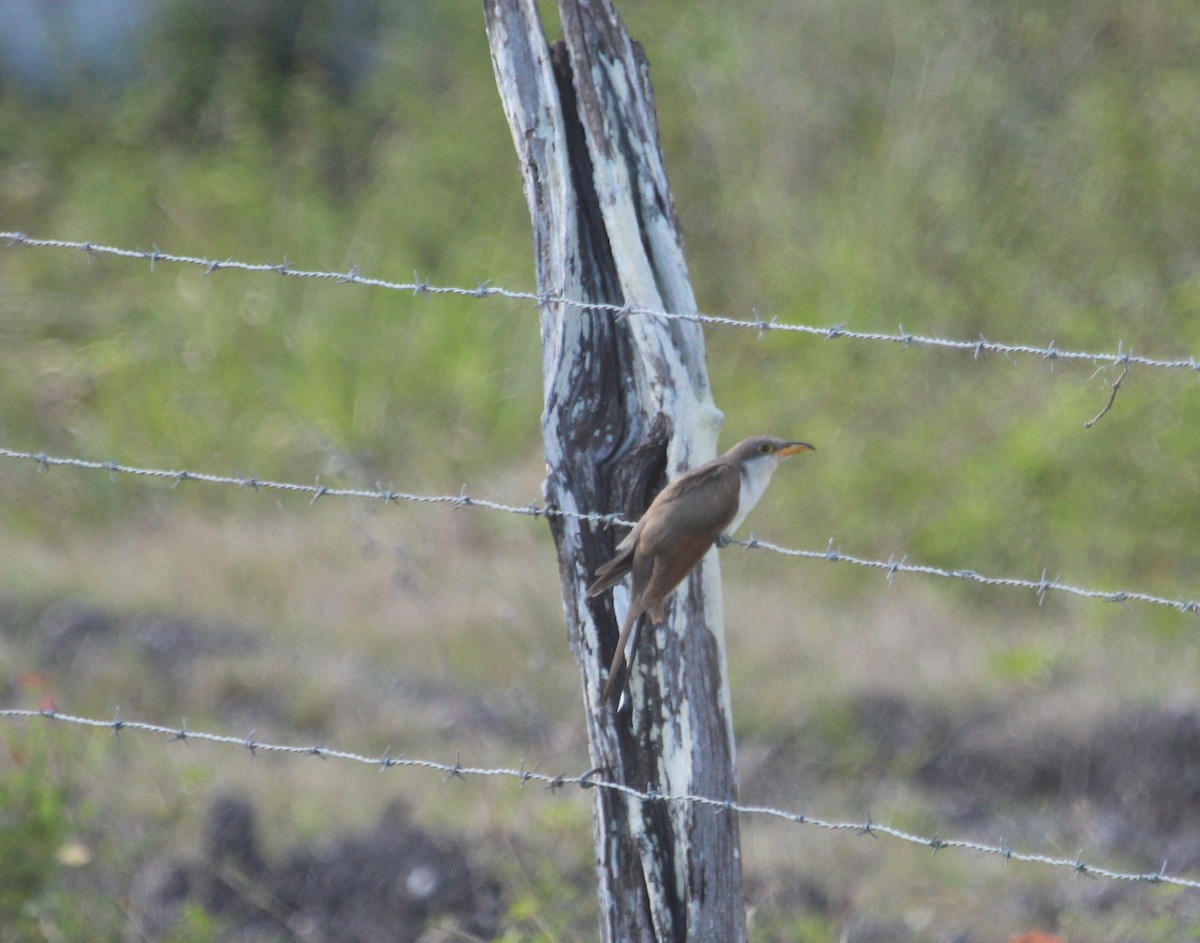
[0,721,129,943]
[2,1,1200,937]
[3,0,1198,597]
[0,728,69,939]
[1,1,538,498]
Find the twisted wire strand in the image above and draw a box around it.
[4,231,1198,372]
[2,707,1194,890]
[3,445,1197,616]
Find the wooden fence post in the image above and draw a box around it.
[484,1,746,940]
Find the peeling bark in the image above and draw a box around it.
[484,2,745,940]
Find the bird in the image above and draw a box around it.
[588,435,814,705]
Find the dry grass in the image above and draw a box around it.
[3,460,1198,939]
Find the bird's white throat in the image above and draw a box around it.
[728,456,783,534]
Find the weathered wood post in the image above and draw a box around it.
[485,1,746,940]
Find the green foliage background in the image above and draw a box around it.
[2,1,1200,938]
[3,0,1198,593]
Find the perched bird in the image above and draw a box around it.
[588,435,814,704]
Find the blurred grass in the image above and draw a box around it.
[1,1,539,500]
[1,0,1196,592]
[3,0,1200,939]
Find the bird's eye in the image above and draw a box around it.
[758,443,773,454]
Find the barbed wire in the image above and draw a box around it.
[3,445,1198,617]
[1,707,1194,890]
[0,445,572,520]
[4,231,1198,374]
[734,536,1200,615]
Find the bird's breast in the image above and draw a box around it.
[727,462,776,535]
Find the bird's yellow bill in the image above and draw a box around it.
[779,442,815,456]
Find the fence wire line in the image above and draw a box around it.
[4,445,1198,617]
[4,231,1198,374]
[1,708,1194,891]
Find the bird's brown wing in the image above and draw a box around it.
[591,455,735,596]
[635,461,740,612]
[639,531,724,620]
[588,518,647,597]
[593,460,739,606]
[595,459,740,706]
[588,544,634,598]
[638,461,741,558]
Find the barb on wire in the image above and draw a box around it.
[0,707,1194,890]
[4,231,1199,373]
[0,444,618,526]
[733,533,1200,616]
[3,445,1197,617]
[1084,362,1131,429]
[0,232,537,305]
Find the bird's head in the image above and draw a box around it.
[728,436,815,468]
[721,436,815,534]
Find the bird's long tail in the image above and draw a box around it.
[601,601,643,704]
